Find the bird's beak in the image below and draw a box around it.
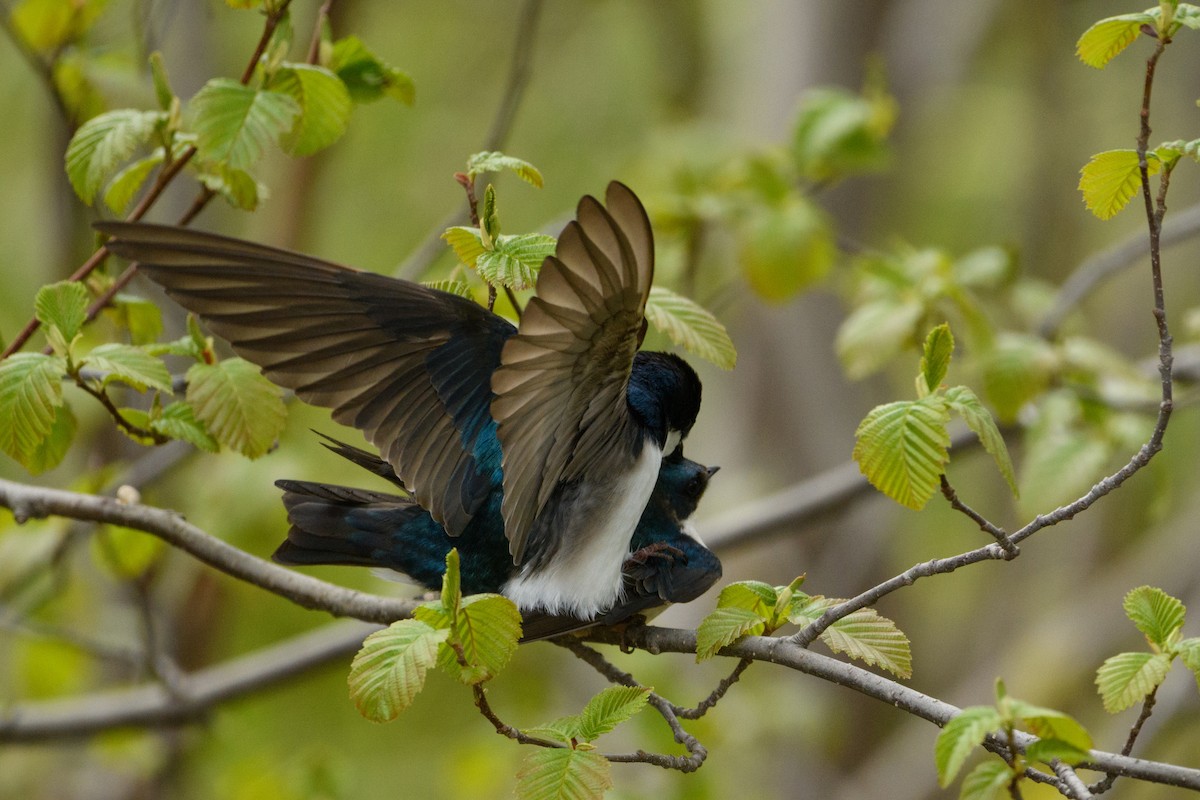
[706,465,721,477]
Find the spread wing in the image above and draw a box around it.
[97,222,514,535]
[490,182,654,562]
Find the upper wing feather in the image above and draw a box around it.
[97,222,513,535]
[490,182,655,562]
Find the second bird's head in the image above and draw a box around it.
[628,352,703,452]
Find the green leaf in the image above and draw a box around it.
[957,760,1012,800]
[1006,700,1092,752]
[978,333,1057,423]
[151,402,218,452]
[576,686,650,742]
[442,226,486,267]
[935,706,1002,787]
[1179,638,1200,692]
[1018,393,1113,514]
[943,385,1018,496]
[919,323,954,394]
[24,403,76,474]
[149,51,174,110]
[187,79,300,170]
[479,184,500,247]
[792,86,894,181]
[422,279,474,299]
[645,287,737,371]
[523,717,582,745]
[696,606,767,661]
[347,620,449,722]
[953,246,1016,290]
[108,294,164,346]
[739,198,835,302]
[103,151,165,214]
[185,358,286,458]
[329,35,415,105]
[853,396,951,510]
[82,344,173,393]
[836,297,925,380]
[0,354,67,472]
[819,607,912,679]
[476,233,556,290]
[716,580,778,613]
[270,63,352,156]
[466,151,544,188]
[1024,738,1090,767]
[34,281,90,341]
[515,748,612,800]
[1123,586,1186,648]
[415,593,522,685]
[1095,651,1171,713]
[1076,13,1153,68]
[1079,149,1161,220]
[194,162,264,211]
[65,109,165,204]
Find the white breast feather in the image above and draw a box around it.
[502,443,663,618]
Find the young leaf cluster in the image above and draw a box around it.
[516,686,651,800]
[695,578,911,678]
[1095,586,1200,713]
[0,282,284,472]
[440,160,737,369]
[853,324,1016,510]
[935,680,1093,799]
[64,10,412,213]
[348,550,521,721]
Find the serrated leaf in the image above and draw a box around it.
[151,402,218,452]
[645,286,737,370]
[187,79,300,170]
[836,297,924,380]
[113,407,157,445]
[1024,738,1090,767]
[739,198,835,302]
[34,282,90,341]
[0,354,67,471]
[108,294,164,346]
[270,63,352,156]
[1179,638,1200,692]
[515,748,611,800]
[1079,149,1161,220]
[717,581,778,613]
[696,606,767,661]
[104,151,165,214]
[442,226,486,267]
[1076,13,1153,68]
[82,344,173,393]
[854,396,951,510]
[348,620,449,722]
[194,162,263,211]
[1006,700,1092,751]
[24,402,76,474]
[935,706,1003,786]
[1095,651,1171,713]
[958,760,1012,800]
[422,279,474,299]
[329,35,415,105]
[416,593,521,685]
[576,686,650,742]
[65,109,165,204]
[185,358,286,458]
[919,323,954,394]
[476,233,556,290]
[943,385,1017,496]
[819,607,912,679]
[1123,586,1186,648]
[466,151,544,187]
[480,184,499,246]
[792,87,894,181]
[524,719,581,745]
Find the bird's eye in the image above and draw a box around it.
[685,477,703,498]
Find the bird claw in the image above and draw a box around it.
[624,542,687,572]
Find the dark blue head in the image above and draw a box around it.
[655,449,718,520]
[627,352,702,449]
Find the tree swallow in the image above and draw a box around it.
[272,435,722,640]
[97,182,703,619]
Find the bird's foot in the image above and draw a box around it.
[623,542,687,573]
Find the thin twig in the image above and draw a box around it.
[306,0,335,65]
[1088,687,1158,795]
[675,658,753,720]
[940,475,1018,556]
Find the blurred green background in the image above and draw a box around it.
[3,1,1200,798]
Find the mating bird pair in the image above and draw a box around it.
[100,182,721,639]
